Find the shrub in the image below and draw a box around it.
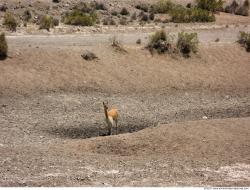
[136,39,142,44]
[91,2,107,10]
[177,32,199,57]
[120,7,129,15]
[23,9,32,22]
[186,3,192,8]
[149,12,155,20]
[244,0,249,7]
[140,13,149,22]
[119,17,128,25]
[224,0,239,13]
[39,15,58,31]
[196,0,224,13]
[111,10,118,16]
[52,0,60,3]
[135,3,149,12]
[110,36,127,53]
[235,6,249,16]
[63,10,97,26]
[131,12,137,20]
[3,12,18,31]
[147,29,173,54]
[102,17,116,25]
[152,0,175,13]
[170,6,215,23]
[238,31,250,52]
[0,33,8,60]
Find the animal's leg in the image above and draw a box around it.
[115,120,118,135]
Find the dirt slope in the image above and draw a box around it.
[0,117,249,186]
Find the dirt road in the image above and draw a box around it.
[6,24,250,46]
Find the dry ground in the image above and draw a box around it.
[0,5,250,185]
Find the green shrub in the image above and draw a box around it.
[0,33,8,60]
[170,6,215,23]
[190,7,215,22]
[3,12,18,31]
[170,7,212,23]
[238,31,250,52]
[63,10,97,26]
[147,29,173,54]
[119,17,128,25]
[39,15,58,31]
[152,0,175,13]
[177,32,199,57]
[120,7,129,15]
[196,0,223,13]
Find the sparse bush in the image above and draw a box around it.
[177,32,199,57]
[170,6,215,23]
[0,33,8,60]
[120,7,129,15]
[238,31,250,52]
[149,12,155,20]
[215,38,220,42]
[111,10,119,16]
[131,12,137,20]
[135,3,149,12]
[235,6,249,16]
[39,15,58,31]
[196,0,223,13]
[3,12,18,31]
[102,17,116,25]
[147,29,173,54]
[152,0,175,13]
[91,1,107,10]
[63,10,97,26]
[140,13,149,22]
[119,17,128,25]
[110,36,127,53]
[136,39,142,44]
[52,0,60,3]
[186,3,192,8]
[23,9,32,22]
[224,0,239,13]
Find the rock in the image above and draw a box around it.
[202,116,208,120]
[81,50,98,61]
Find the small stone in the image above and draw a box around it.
[202,116,208,120]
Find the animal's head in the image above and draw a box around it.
[103,101,108,110]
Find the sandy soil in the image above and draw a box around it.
[0,1,250,186]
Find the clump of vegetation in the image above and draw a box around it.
[147,29,173,54]
[52,0,61,3]
[136,39,142,44]
[119,17,128,25]
[0,33,8,60]
[120,7,130,15]
[235,0,249,16]
[110,36,127,53]
[135,3,149,12]
[140,12,149,22]
[102,17,116,25]
[131,12,137,20]
[196,0,224,13]
[147,30,199,57]
[63,10,97,26]
[151,0,175,13]
[238,31,250,52]
[23,9,32,22]
[225,0,239,14]
[177,32,199,57]
[91,1,107,10]
[3,12,18,31]
[39,15,58,31]
[111,10,119,16]
[170,6,215,23]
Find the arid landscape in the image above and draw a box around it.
[0,0,250,187]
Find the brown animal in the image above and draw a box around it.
[103,102,119,135]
